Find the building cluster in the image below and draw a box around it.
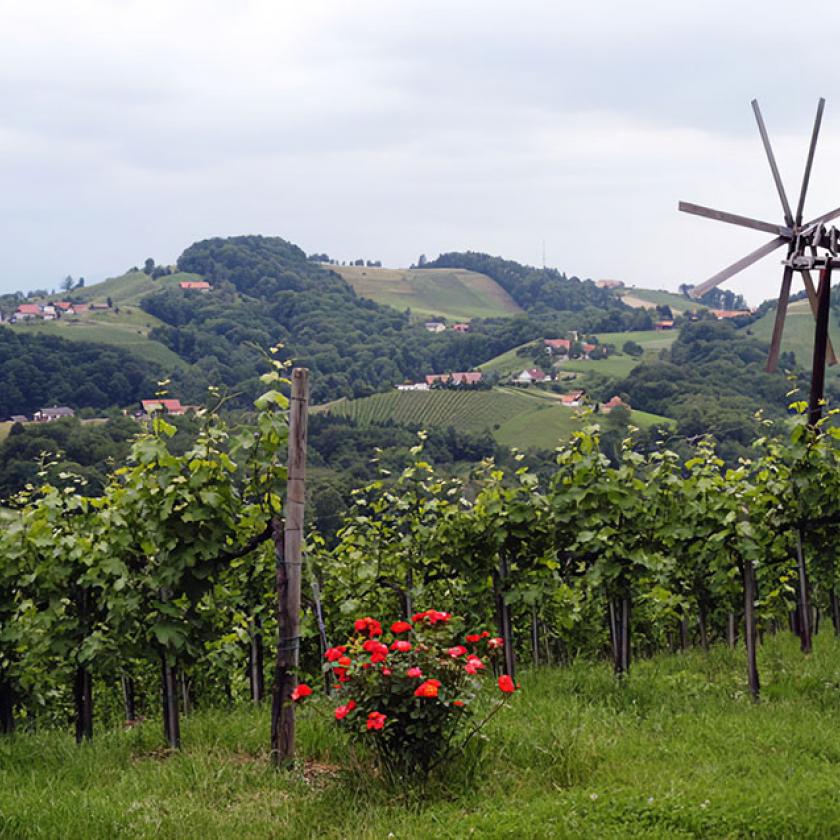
[423,321,471,333]
[8,301,108,322]
[179,281,211,292]
[395,371,483,391]
[138,398,199,418]
[6,406,76,424]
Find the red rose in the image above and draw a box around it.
[325,646,347,661]
[354,617,383,637]
[414,679,441,698]
[370,652,387,664]
[447,645,468,658]
[334,699,357,720]
[338,656,352,667]
[391,621,412,634]
[453,700,465,707]
[390,640,412,653]
[411,609,451,625]
[465,656,485,674]
[406,667,423,678]
[382,667,392,676]
[465,634,481,643]
[498,675,515,693]
[487,637,504,650]
[290,683,312,702]
[367,711,387,730]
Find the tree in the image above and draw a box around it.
[62,276,75,292]
[623,340,643,357]
[76,277,85,288]
[417,254,427,268]
[143,258,155,275]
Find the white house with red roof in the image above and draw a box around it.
[601,395,630,414]
[560,389,586,407]
[515,367,549,384]
[179,280,211,292]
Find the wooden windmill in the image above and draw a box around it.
[679,98,840,423]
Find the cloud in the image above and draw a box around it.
[0,0,838,305]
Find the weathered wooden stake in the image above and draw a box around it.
[742,560,760,701]
[249,616,265,703]
[121,675,136,723]
[161,656,181,749]
[271,367,309,769]
[795,529,812,653]
[0,679,15,734]
[808,264,832,426]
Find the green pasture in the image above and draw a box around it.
[616,287,708,314]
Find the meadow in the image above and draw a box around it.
[3,634,839,838]
[615,287,708,315]
[330,265,523,321]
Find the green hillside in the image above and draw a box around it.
[480,328,678,380]
[319,386,672,450]
[616,287,708,315]
[746,298,840,379]
[329,265,523,321]
[75,270,203,306]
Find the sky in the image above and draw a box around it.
[2,0,840,305]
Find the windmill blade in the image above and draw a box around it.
[766,265,793,372]
[679,201,792,237]
[752,99,794,226]
[802,268,838,365]
[806,205,840,228]
[795,98,825,225]
[689,236,787,299]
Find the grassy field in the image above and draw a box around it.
[4,635,840,838]
[321,386,672,449]
[329,265,523,321]
[746,297,840,380]
[616,287,708,315]
[74,271,203,307]
[0,421,11,442]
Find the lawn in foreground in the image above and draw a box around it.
[3,634,840,838]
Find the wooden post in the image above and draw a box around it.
[742,560,760,701]
[121,675,136,723]
[271,367,309,769]
[808,264,832,426]
[161,656,181,749]
[497,553,515,680]
[0,679,14,734]
[795,529,812,653]
[249,616,265,703]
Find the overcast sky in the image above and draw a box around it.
[2,0,839,304]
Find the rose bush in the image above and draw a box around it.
[311,610,517,781]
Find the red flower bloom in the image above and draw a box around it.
[498,674,516,693]
[447,645,468,658]
[290,683,312,702]
[334,699,356,720]
[354,617,383,637]
[364,640,389,657]
[382,667,392,676]
[406,667,423,678]
[465,656,486,674]
[453,700,465,707]
[465,633,481,643]
[487,637,504,650]
[337,656,352,668]
[480,631,490,639]
[390,640,412,653]
[414,679,442,698]
[411,609,451,625]
[367,711,387,730]
[370,652,388,664]
[391,620,412,634]
[325,646,347,662]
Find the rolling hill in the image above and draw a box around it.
[615,287,709,315]
[328,265,523,321]
[318,386,672,450]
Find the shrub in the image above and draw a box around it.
[309,610,517,783]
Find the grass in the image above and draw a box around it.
[74,271,203,307]
[616,287,709,315]
[0,422,10,442]
[329,265,523,321]
[4,634,840,837]
[320,387,673,450]
[745,298,840,381]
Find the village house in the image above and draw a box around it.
[41,305,57,321]
[451,323,470,333]
[560,389,586,407]
[140,398,188,416]
[9,415,29,424]
[655,320,674,331]
[33,406,75,422]
[595,279,625,290]
[179,281,212,292]
[13,304,41,321]
[515,368,549,384]
[543,338,598,359]
[711,309,752,320]
[424,321,446,333]
[424,371,483,387]
[601,395,630,414]
[395,382,430,391]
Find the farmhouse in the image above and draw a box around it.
[451,323,470,333]
[711,309,752,320]
[395,383,430,391]
[544,338,598,359]
[33,406,75,422]
[560,389,586,407]
[424,321,446,333]
[601,395,630,414]
[424,372,483,387]
[9,415,29,424]
[655,320,674,330]
[515,368,549,384]
[595,279,625,289]
[140,398,187,416]
[179,281,212,292]
[13,304,41,321]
